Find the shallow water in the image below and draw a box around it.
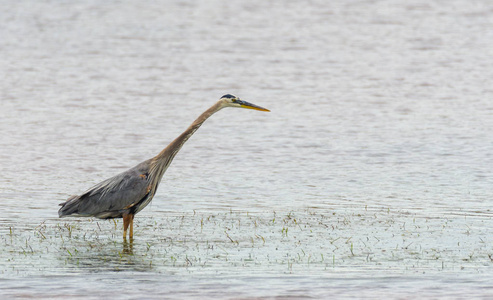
[1,0,492,298]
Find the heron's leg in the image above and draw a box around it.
[123,214,131,240]
[129,214,135,240]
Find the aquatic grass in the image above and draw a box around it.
[0,206,491,276]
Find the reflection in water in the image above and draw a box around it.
[122,239,133,255]
[64,242,156,273]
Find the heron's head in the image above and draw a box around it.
[219,94,270,112]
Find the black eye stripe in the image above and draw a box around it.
[221,94,236,99]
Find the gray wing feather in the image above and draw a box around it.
[59,159,152,218]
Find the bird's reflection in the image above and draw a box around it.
[59,238,157,272]
[122,238,134,255]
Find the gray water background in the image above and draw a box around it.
[1,0,492,298]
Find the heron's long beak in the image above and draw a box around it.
[237,100,270,112]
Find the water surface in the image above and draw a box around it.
[1,0,492,298]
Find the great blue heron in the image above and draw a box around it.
[58,94,269,240]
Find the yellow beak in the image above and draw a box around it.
[238,100,270,112]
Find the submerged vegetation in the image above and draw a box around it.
[1,206,491,276]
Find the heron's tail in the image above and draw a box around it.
[58,195,81,217]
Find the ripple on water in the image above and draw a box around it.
[1,0,493,298]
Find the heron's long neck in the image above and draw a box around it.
[150,101,224,178]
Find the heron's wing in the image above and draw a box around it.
[60,160,152,218]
